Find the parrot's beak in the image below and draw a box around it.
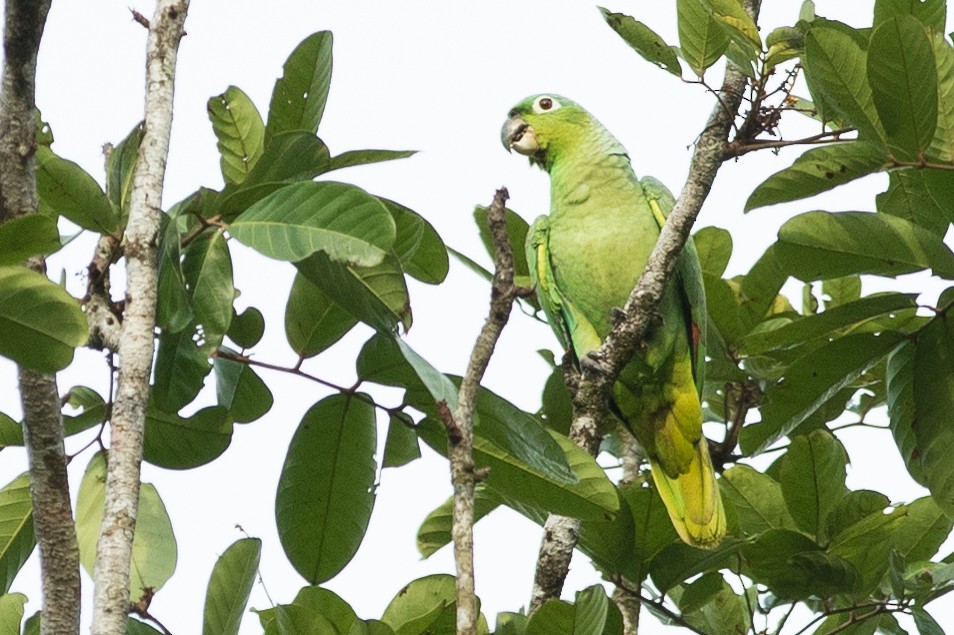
[501,114,539,156]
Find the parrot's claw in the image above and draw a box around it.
[581,351,612,375]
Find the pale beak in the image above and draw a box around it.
[501,114,539,156]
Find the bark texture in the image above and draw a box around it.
[0,2,83,634]
[90,2,189,632]
[530,0,760,613]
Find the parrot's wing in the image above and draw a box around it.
[640,177,707,394]
[527,215,602,356]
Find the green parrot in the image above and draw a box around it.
[501,94,726,548]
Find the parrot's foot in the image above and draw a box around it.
[581,351,612,376]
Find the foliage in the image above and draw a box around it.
[4,2,954,634]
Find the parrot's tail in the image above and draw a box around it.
[649,438,726,549]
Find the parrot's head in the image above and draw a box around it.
[501,94,608,170]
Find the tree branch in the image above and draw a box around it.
[529,0,760,611]
[90,2,189,632]
[0,2,82,634]
[444,187,515,635]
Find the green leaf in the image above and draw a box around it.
[779,430,848,543]
[36,146,120,235]
[126,619,164,635]
[745,142,886,211]
[382,413,421,469]
[227,306,265,349]
[380,574,456,635]
[417,488,499,558]
[741,331,904,454]
[573,586,623,635]
[677,0,730,76]
[887,342,927,486]
[213,354,274,423]
[803,26,885,140]
[152,230,234,411]
[266,31,333,139]
[0,215,60,266]
[877,168,954,235]
[829,505,907,595]
[326,149,416,172]
[527,600,574,635]
[893,497,953,562]
[928,34,954,162]
[742,529,860,598]
[874,0,946,33]
[287,586,360,633]
[62,385,108,438]
[284,271,357,357]
[105,122,144,214]
[0,593,26,635]
[765,26,805,70]
[912,607,945,635]
[599,7,682,76]
[867,16,938,160]
[702,0,762,59]
[156,215,193,334]
[650,539,742,592]
[742,293,917,355]
[0,265,87,372]
[0,474,34,595]
[380,198,448,285]
[231,181,395,266]
[721,465,797,536]
[202,538,262,635]
[827,489,890,539]
[208,85,265,185]
[693,226,732,277]
[775,211,954,280]
[474,205,531,283]
[276,394,376,584]
[909,310,954,518]
[143,405,233,469]
[295,251,411,332]
[76,452,177,602]
[676,573,751,635]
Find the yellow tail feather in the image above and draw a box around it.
[650,437,726,549]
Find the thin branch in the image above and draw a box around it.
[91,2,189,633]
[0,2,82,634]
[789,601,891,635]
[726,127,856,158]
[530,1,758,611]
[446,187,516,635]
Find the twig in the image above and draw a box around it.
[0,1,82,634]
[725,127,855,158]
[91,2,189,633]
[445,187,516,635]
[529,1,759,611]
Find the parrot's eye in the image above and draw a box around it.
[532,96,561,114]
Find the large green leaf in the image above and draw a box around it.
[779,430,848,544]
[829,505,907,594]
[295,251,411,332]
[380,574,456,635]
[0,474,34,595]
[473,205,531,284]
[775,211,954,280]
[326,149,416,173]
[928,33,954,162]
[76,453,177,602]
[741,529,860,598]
[741,331,905,454]
[887,342,926,486]
[803,26,885,141]
[383,412,421,468]
[230,181,395,266]
[0,593,26,635]
[693,226,732,277]
[742,293,918,355]
[155,214,193,334]
[701,0,761,61]
[152,230,234,411]
[202,537,262,635]
[649,538,742,593]
[0,215,60,266]
[876,168,954,235]
[867,15,938,161]
[677,0,729,76]
[873,0,946,32]
[417,487,500,558]
[745,142,887,212]
[674,573,751,635]
[143,405,233,469]
[380,198,448,285]
[208,85,265,185]
[266,31,333,139]
[105,122,144,214]
[721,465,796,536]
[908,308,954,518]
[276,394,376,584]
[36,145,120,235]
[0,265,87,372]
[599,7,682,76]
[284,272,357,358]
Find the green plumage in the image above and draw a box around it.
[502,94,726,548]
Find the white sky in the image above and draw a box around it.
[1,1,951,633]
